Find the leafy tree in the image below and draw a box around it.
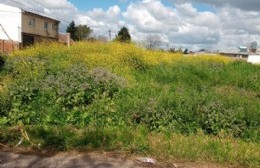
[66,21,77,41]
[75,25,92,41]
[115,26,131,43]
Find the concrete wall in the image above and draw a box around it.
[247,55,260,64]
[0,3,22,42]
[22,12,59,39]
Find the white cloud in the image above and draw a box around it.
[75,5,123,38]
[123,1,221,49]
[1,0,260,50]
[32,0,75,10]
[174,0,260,12]
[123,1,180,34]
[123,0,260,50]
[86,6,120,23]
[175,3,197,17]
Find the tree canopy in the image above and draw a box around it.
[115,26,131,43]
[66,21,92,41]
[75,25,92,41]
[66,21,77,41]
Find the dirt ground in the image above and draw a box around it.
[0,150,238,168]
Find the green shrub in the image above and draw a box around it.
[4,60,127,126]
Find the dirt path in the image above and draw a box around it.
[0,151,236,168]
[0,151,144,168]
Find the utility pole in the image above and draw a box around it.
[108,29,111,41]
[166,43,169,51]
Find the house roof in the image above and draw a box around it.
[0,3,60,23]
[22,10,60,23]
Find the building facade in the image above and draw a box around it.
[0,3,59,53]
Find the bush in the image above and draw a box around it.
[4,60,127,126]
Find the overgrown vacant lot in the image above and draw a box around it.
[0,42,259,167]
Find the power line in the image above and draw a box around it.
[4,0,109,36]
[9,0,72,24]
[9,0,43,14]
[30,0,76,25]
[0,24,12,40]
[12,0,102,30]
[28,0,74,22]
[29,0,71,23]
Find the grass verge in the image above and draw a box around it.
[0,126,259,168]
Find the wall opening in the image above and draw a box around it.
[22,34,34,47]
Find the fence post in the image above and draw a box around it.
[67,33,71,48]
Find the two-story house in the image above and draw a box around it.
[0,3,60,53]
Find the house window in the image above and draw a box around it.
[52,23,58,30]
[44,22,48,29]
[29,18,35,26]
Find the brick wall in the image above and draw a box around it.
[0,40,20,55]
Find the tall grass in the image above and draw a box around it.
[0,42,259,167]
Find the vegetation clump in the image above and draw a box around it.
[115,26,131,43]
[0,42,259,167]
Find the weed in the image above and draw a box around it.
[0,42,259,167]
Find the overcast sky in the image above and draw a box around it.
[1,0,260,51]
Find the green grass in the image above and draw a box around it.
[0,125,259,167]
[0,42,259,167]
